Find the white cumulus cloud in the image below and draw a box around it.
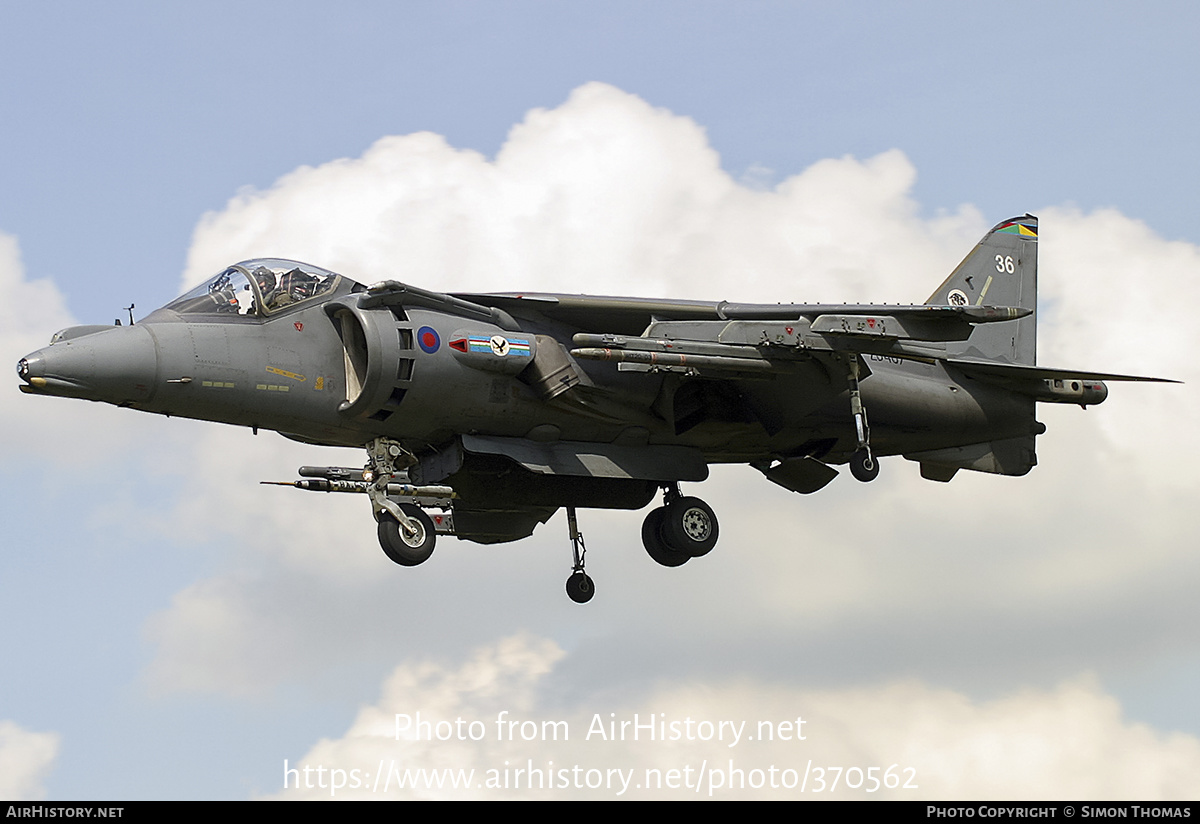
[0,720,59,800]
[182,83,983,305]
[265,635,1200,800]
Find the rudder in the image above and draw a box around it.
[926,214,1038,365]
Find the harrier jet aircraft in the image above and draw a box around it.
[17,216,1170,602]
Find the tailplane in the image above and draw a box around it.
[926,215,1038,364]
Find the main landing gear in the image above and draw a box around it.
[560,486,719,604]
[641,485,719,567]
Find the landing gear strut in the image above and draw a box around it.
[641,484,719,567]
[564,507,594,603]
[365,437,439,565]
[261,455,453,567]
[846,356,879,483]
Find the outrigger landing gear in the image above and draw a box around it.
[641,484,719,567]
[849,448,879,483]
[845,356,879,483]
[564,507,595,603]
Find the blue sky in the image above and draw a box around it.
[2,1,1199,800]
[4,1,1197,310]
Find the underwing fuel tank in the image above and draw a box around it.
[17,324,159,407]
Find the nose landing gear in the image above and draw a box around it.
[378,503,436,566]
[364,437,446,566]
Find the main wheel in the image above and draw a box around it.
[849,448,880,482]
[661,497,719,558]
[377,504,436,566]
[642,507,690,567]
[566,571,595,603]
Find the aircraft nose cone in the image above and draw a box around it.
[19,325,159,405]
[16,354,40,381]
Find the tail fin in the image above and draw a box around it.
[926,215,1038,365]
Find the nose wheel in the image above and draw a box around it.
[378,503,436,566]
[364,437,440,565]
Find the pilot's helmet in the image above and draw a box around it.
[253,266,277,292]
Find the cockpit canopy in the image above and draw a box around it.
[164,259,349,317]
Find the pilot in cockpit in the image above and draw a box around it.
[251,266,279,313]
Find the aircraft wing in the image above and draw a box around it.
[456,290,1028,337]
[456,291,1174,404]
[944,358,1178,384]
[942,358,1177,405]
[559,304,1033,380]
[559,310,1175,412]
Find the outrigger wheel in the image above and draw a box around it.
[849,448,880,483]
[844,354,880,483]
[564,507,595,603]
[565,571,595,604]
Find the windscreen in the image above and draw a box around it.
[163,260,344,317]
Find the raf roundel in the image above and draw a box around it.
[417,326,440,354]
